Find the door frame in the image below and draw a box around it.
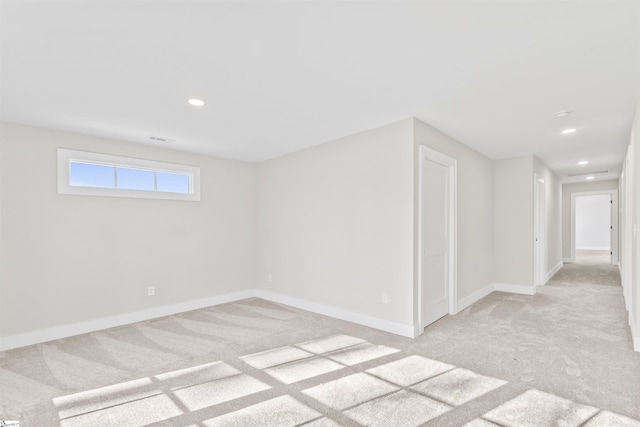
[417,145,457,328]
[533,174,546,286]
[570,190,619,264]
[621,168,631,310]
[621,147,633,314]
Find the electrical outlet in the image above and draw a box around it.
[147,286,155,296]
[381,293,389,304]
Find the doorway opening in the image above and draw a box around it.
[570,190,618,266]
[418,146,457,330]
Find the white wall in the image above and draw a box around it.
[256,117,495,333]
[633,99,640,352]
[256,119,416,329]
[561,180,619,260]
[533,156,563,279]
[492,156,562,289]
[493,156,534,287]
[412,119,494,306]
[1,114,611,348]
[621,97,639,351]
[0,122,257,339]
[575,195,611,250]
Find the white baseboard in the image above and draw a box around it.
[576,246,611,251]
[1,281,568,351]
[620,265,631,312]
[630,317,640,352]
[0,290,256,351]
[255,289,418,338]
[563,257,573,263]
[456,284,494,312]
[544,261,563,283]
[494,283,536,295]
[0,288,420,351]
[411,322,423,338]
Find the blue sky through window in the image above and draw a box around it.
[70,161,190,194]
[70,162,114,188]
[157,171,189,194]
[117,167,154,191]
[60,149,199,201]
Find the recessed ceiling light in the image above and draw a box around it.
[188,98,205,107]
[586,176,595,180]
[562,128,577,134]
[578,161,589,165]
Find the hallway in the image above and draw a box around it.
[412,253,640,423]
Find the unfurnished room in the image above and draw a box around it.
[1,1,640,426]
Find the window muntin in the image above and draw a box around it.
[58,149,200,201]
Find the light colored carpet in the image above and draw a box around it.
[574,249,611,266]
[1,256,639,426]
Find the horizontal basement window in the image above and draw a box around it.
[58,148,200,201]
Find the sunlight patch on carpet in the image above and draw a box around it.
[203,395,320,427]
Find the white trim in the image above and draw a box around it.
[620,153,633,315]
[576,246,611,251]
[631,318,640,352]
[417,145,458,331]
[494,283,537,295]
[570,189,618,265]
[456,284,494,312]
[254,290,418,338]
[57,148,201,201]
[1,282,558,351]
[544,261,563,283]
[0,290,255,351]
[411,322,423,338]
[623,262,629,310]
[563,257,573,263]
[533,173,546,286]
[0,289,419,350]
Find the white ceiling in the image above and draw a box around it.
[1,1,639,183]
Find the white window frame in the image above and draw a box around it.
[57,148,201,201]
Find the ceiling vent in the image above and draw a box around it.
[149,136,175,143]
[567,170,608,177]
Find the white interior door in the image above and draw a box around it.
[421,156,450,327]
